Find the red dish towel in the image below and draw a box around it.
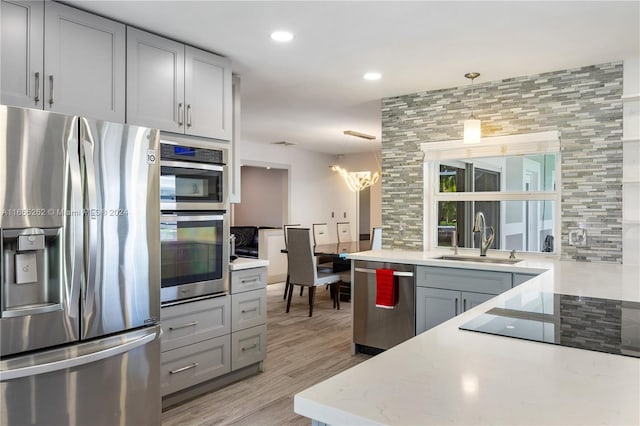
[375,268,397,309]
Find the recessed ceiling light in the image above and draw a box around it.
[270,31,293,42]
[363,72,382,81]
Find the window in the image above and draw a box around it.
[423,132,560,254]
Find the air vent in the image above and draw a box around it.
[271,141,296,146]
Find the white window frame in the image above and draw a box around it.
[421,131,561,254]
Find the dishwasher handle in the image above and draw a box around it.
[354,267,414,277]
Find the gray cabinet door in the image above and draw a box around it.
[416,287,459,334]
[461,291,494,312]
[513,273,538,287]
[44,1,125,121]
[1,0,44,109]
[127,27,184,132]
[185,45,232,140]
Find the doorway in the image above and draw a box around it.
[232,165,289,227]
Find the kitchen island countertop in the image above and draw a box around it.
[294,249,640,425]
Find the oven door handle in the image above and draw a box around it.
[161,214,225,223]
[160,160,224,172]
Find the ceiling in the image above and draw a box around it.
[65,1,639,155]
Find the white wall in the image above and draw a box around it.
[237,139,356,243]
[341,152,382,230]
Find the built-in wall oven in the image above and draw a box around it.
[160,140,229,304]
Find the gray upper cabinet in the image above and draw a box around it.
[127,27,232,140]
[185,46,232,140]
[1,0,44,109]
[1,1,125,121]
[126,27,184,133]
[44,1,125,121]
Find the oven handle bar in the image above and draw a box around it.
[161,215,225,223]
[160,160,224,172]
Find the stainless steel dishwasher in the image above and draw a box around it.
[353,261,416,354]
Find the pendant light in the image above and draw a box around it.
[463,72,481,144]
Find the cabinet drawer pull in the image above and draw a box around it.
[463,299,467,312]
[169,321,198,331]
[177,103,184,126]
[169,363,198,374]
[454,298,459,316]
[49,75,54,105]
[186,104,192,127]
[35,72,40,102]
[241,307,258,314]
[241,344,258,352]
[241,277,259,284]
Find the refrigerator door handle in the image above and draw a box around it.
[66,130,83,319]
[81,131,98,317]
[0,328,158,382]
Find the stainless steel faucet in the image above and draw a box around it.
[472,212,494,256]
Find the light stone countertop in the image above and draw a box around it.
[229,257,269,271]
[294,249,640,425]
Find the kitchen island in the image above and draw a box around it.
[294,250,640,425]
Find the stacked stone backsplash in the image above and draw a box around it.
[381,62,623,263]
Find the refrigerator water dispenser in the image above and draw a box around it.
[1,228,62,316]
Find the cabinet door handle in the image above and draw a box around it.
[49,75,54,105]
[186,104,192,127]
[454,297,459,316]
[34,72,40,103]
[241,344,257,352]
[169,363,198,374]
[177,103,184,126]
[463,299,467,312]
[169,321,198,331]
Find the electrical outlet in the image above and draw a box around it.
[569,229,587,247]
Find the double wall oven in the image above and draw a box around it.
[160,139,229,304]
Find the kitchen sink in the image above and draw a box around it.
[435,255,522,264]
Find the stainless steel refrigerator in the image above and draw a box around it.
[0,105,161,425]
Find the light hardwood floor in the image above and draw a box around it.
[162,282,370,426]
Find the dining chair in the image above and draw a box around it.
[312,223,333,245]
[286,228,341,317]
[312,223,334,271]
[371,226,382,250]
[337,222,352,243]
[282,224,301,300]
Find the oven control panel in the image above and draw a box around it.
[160,143,225,165]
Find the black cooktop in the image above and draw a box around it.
[459,293,640,358]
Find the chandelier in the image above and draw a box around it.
[331,130,381,192]
[331,165,380,192]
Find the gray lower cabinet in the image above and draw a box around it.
[127,27,232,140]
[161,334,231,397]
[416,287,493,333]
[160,295,231,397]
[415,266,512,334]
[513,273,539,287]
[230,266,267,371]
[1,0,126,121]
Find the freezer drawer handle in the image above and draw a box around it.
[241,344,258,352]
[169,321,199,331]
[169,363,198,374]
[354,267,414,277]
[0,329,157,382]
